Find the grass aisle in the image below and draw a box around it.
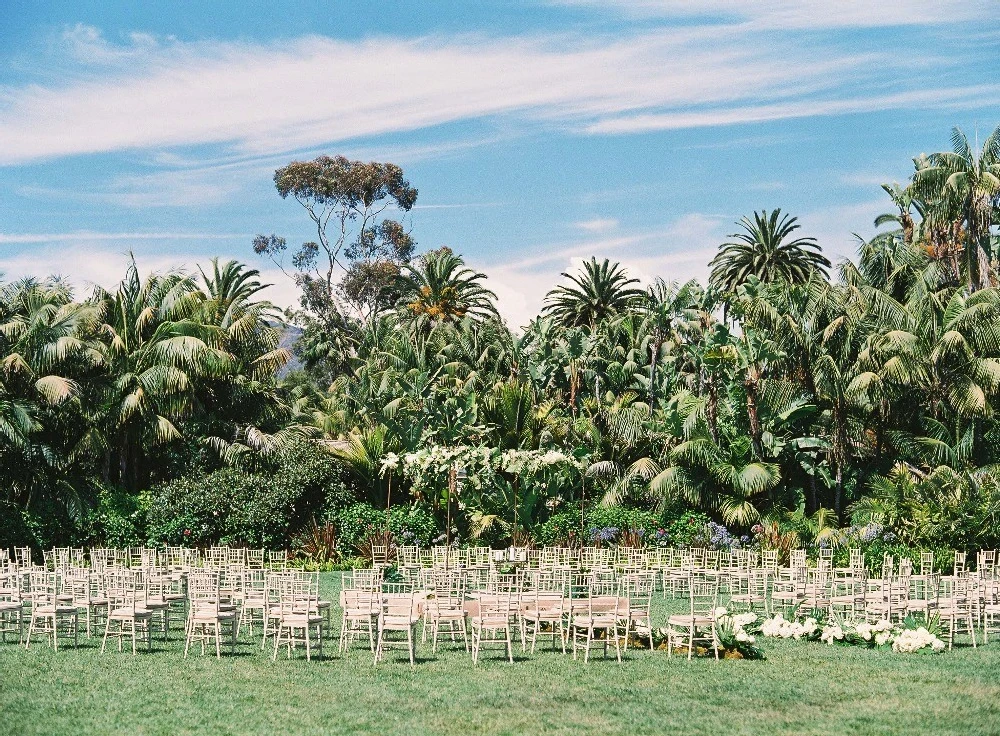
[2,573,999,736]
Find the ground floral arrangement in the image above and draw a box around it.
[651,608,947,661]
[760,612,946,653]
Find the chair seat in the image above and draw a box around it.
[280,614,324,625]
[34,605,79,615]
[572,616,617,628]
[110,607,153,619]
[190,610,236,621]
[344,609,379,619]
[429,609,466,620]
[381,614,419,626]
[471,616,511,627]
[667,614,713,627]
[523,610,563,622]
[0,601,22,611]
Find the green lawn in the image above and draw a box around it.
[2,574,999,736]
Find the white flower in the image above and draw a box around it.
[735,630,755,643]
[733,612,758,628]
[714,607,728,618]
[875,631,891,647]
[820,624,843,644]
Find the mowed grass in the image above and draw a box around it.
[2,573,1000,736]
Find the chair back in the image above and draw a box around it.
[188,571,222,617]
[246,549,265,569]
[920,551,934,576]
[954,551,966,576]
[105,569,143,614]
[689,577,719,619]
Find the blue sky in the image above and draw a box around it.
[1,0,999,326]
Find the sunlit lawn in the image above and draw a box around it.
[1,573,999,736]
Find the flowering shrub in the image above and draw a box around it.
[588,526,620,545]
[335,502,438,551]
[665,512,743,550]
[535,506,660,546]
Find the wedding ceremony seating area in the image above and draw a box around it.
[5,543,1000,735]
[1,543,994,664]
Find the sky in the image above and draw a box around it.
[1,1,999,327]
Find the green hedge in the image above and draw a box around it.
[335,502,438,552]
[534,505,663,546]
[146,440,351,549]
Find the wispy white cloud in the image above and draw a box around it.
[0,230,245,244]
[413,202,504,210]
[481,213,726,327]
[480,200,891,328]
[573,218,619,232]
[585,85,1000,134]
[0,22,979,165]
[0,245,299,309]
[551,0,993,29]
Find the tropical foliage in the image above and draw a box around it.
[5,125,1000,560]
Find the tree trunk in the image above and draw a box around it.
[834,462,843,518]
[648,337,661,411]
[706,377,719,444]
[745,372,763,458]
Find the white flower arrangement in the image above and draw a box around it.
[760,613,820,640]
[814,618,945,653]
[382,444,589,497]
[891,627,946,653]
[713,609,763,658]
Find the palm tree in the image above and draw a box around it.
[875,182,923,247]
[709,209,830,294]
[543,258,644,329]
[92,261,232,489]
[195,259,306,468]
[640,279,702,410]
[397,247,498,325]
[0,278,101,509]
[650,432,780,526]
[914,125,1000,291]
